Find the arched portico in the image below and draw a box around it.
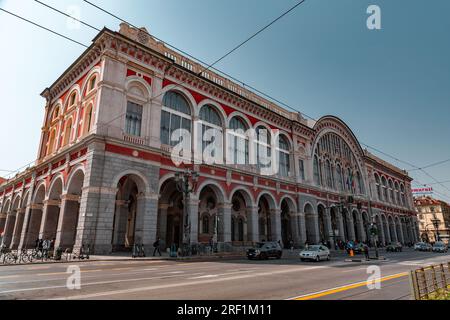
[257,193,278,243]
[111,173,148,252]
[55,169,85,250]
[40,177,63,241]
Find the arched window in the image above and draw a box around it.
[381,176,388,201]
[375,174,381,200]
[83,104,93,135]
[199,105,222,158]
[47,128,56,155]
[256,126,272,169]
[68,91,77,109]
[63,119,73,146]
[325,160,333,188]
[161,91,191,146]
[357,171,364,194]
[345,168,352,191]
[278,135,290,177]
[400,184,406,206]
[394,182,400,204]
[336,164,343,191]
[52,106,60,122]
[228,116,249,165]
[313,155,321,186]
[388,179,394,203]
[202,215,209,234]
[87,75,97,92]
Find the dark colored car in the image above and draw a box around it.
[386,242,403,252]
[247,242,282,260]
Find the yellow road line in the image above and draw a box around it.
[293,272,409,300]
[0,275,20,279]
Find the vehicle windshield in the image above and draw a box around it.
[307,245,321,251]
[255,243,265,248]
[434,243,445,247]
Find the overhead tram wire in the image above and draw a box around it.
[31,0,310,140]
[79,0,318,118]
[407,157,450,172]
[1,1,307,180]
[4,3,450,202]
[0,8,88,48]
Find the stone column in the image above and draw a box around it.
[337,212,346,242]
[347,214,356,242]
[218,202,232,244]
[187,197,199,245]
[356,215,366,243]
[112,200,128,248]
[158,204,169,247]
[10,208,26,249]
[54,194,80,249]
[384,221,391,244]
[289,212,301,247]
[397,221,405,244]
[74,187,117,255]
[247,206,259,243]
[324,210,334,248]
[2,212,16,247]
[305,213,320,244]
[270,209,282,244]
[134,192,158,255]
[297,212,307,246]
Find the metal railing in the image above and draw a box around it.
[410,262,450,300]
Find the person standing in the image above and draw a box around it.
[364,244,370,260]
[153,238,161,257]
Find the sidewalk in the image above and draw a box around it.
[0,251,247,267]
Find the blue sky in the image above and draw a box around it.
[0,0,449,201]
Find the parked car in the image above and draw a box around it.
[247,241,282,260]
[386,242,403,252]
[415,242,432,252]
[432,242,448,253]
[300,245,330,262]
[414,242,426,251]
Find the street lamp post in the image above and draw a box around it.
[430,217,441,242]
[175,169,199,256]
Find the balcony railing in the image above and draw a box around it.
[122,133,149,146]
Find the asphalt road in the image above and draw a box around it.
[0,249,448,300]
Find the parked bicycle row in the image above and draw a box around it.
[0,242,92,265]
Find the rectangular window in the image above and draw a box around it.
[125,101,143,136]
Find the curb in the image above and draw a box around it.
[344,257,388,263]
[0,254,246,267]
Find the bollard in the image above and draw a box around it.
[349,249,354,257]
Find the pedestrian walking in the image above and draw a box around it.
[289,239,294,252]
[364,244,370,260]
[153,238,161,256]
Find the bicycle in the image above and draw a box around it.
[2,250,18,264]
[18,249,33,263]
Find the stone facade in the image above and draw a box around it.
[0,24,420,254]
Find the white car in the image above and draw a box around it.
[300,245,330,262]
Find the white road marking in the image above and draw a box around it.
[49,266,327,300]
